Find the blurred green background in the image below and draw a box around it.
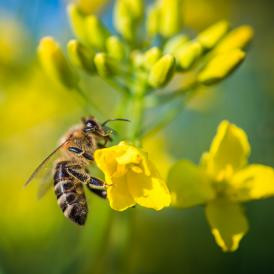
[0,0,274,273]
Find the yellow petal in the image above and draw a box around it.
[205,199,249,252]
[230,165,274,202]
[95,142,170,211]
[107,176,136,211]
[127,167,171,210]
[94,144,125,177]
[201,120,250,181]
[168,160,215,208]
[198,49,245,85]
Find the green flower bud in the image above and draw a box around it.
[67,40,95,74]
[198,49,246,85]
[106,36,125,61]
[143,47,162,70]
[130,50,144,67]
[114,0,144,41]
[148,54,175,88]
[38,37,78,89]
[177,41,203,70]
[146,4,160,37]
[94,52,114,77]
[159,0,183,38]
[67,4,88,44]
[197,20,229,50]
[85,15,109,50]
[214,25,254,53]
[163,34,189,55]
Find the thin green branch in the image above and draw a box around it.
[74,85,106,117]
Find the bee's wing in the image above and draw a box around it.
[24,140,69,189]
[36,167,54,199]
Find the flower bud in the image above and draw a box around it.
[130,50,144,67]
[198,49,246,85]
[38,37,78,89]
[146,4,160,37]
[148,54,175,88]
[197,20,229,50]
[214,25,254,53]
[76,0,108,15]
[94,52,114,77]
[159,0,183,38]
[114,0,144,41]
[177,41,203,70]
[106,36,125,61]
[85,15,109,50]
[163,34,189,55]
[143,47,162,70]
[67,40,95,74]
[67,4,88,44]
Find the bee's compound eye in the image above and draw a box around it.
[84,120,99,132]
[86,120,97,128]
[68,147,83,154]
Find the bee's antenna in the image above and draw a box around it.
[102,118,130,127]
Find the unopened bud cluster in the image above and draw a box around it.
[38,0,253,97]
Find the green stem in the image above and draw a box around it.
[129,94,145,146]
[85,209,114,274]
[128,71,147,145]
[155,81,199,106]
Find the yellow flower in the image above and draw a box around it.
[168,120,274,252]
[94,141,171,211]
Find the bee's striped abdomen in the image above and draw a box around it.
[54,161,88,225]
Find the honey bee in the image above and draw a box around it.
[25,116,129,225]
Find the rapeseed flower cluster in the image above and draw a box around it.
[37,0,274,252]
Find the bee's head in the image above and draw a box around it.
[82,116,104,135]
[82,116,130,137]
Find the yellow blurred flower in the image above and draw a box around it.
[94,141,171,211]
[168,120,274,252]
[38,37,78,89]
[74,0,109,14]
[198,49,246,85]
[214,25,254,54]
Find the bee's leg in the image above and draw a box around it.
[86,177,107,199]
[88,176,107,190]
[97,136,112,148]
[88,188,107,199]
[97,143,106,149]
[66,166,106,191]
[66,165,90,184]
